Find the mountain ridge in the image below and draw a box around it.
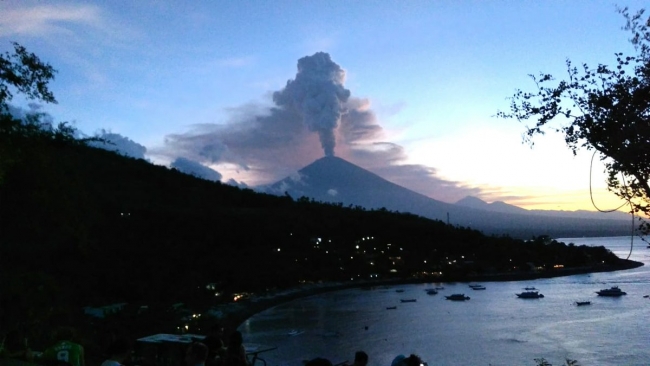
[455,195,631,221]
[266,156,631,238]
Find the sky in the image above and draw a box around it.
[1,0,646,211]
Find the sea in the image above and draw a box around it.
[238,237,650,366]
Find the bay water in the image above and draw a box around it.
[239,237,650,365]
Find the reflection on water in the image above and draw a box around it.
[240,237,650,366]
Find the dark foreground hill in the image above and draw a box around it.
[0,138,638,345]
[268,156,631,238]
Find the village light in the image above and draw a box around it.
[277,248,281,252]
[356,245,359,249]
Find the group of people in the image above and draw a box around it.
[2,326,423,366]
[306,351,424,366]
[0,328,85,366]
[187,325,249,366]
[0,324,247,366]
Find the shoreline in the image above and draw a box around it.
[220,259,643,336]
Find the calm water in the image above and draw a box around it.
[239,237,650,366]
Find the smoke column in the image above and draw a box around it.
[273,52,351,156]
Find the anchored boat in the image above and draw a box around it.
[596,286,626,297]
[445,294,470,301]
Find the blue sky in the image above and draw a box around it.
[1,0,645,210]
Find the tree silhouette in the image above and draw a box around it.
[497,8,650,233]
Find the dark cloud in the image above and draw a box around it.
[154,52,484,203]
[90,130,147,159]
[170,157,222,182]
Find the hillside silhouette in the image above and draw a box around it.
[0,136,637,341]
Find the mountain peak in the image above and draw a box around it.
[455,196,488,207]
[264,158,630,238]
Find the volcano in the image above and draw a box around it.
[266,157,630,238]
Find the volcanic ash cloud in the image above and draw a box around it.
[273,52,351,157]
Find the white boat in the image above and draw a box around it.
[516,291,544,299]
[471,285,486,290]
[596,286,627,297]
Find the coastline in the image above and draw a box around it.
[221,258,643,336]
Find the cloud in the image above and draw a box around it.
[154,52,483,203]
[6,103,54,126]
[90,130,147,159]
[0,4,101,37]
[170,157,222,182]
[272,52,350,157]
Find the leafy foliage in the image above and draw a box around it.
[0,43,78,184]
[0,42,57,110]
[497,8,650,232]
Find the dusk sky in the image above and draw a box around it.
[1,1,645,211]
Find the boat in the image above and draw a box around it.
[435,287,445,290]
[425,289,438,295]
[468,284,483,288]
[445,294,470,301]
[471,285,486,290]
[524,287,537,291]
[400,299,417,303]
[516,291,544,299]
[596,286,627,297]
[575,301,591,306]
[386,306,397,310]
[395,289,404,293]
[643,295,649,298]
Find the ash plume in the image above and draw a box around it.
[273,52,351,156]
[155,52,483,202]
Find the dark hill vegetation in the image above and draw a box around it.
[0,133,635,334]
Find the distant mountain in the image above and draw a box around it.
[267,157,631,238]
[455,196,528,214]
[455,196,632,221]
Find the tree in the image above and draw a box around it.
[0,42,56,110]
[0,42,79,183]
[497,8,650,233]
